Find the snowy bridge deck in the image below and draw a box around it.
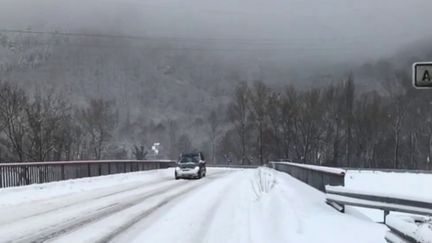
[0,167,386,243]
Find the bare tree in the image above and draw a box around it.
[80,99,118,160]
[385,77,407,169]
[280,86,298,160]
[0,82,28,161]
[25,93,68,161]
[295,88,325,163]
[343,76,355,167]
[228,82,251,164]
[208,109,220,164]
[133,145,148,160]
[249,81,270,164]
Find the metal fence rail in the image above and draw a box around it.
[345,168,432,174]
[207,164,259,169]
[325,186,432,220]
[325,186,432,243]
[0,160,176,188]
[270,161,346,192]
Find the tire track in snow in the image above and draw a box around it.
[97,171,233,243]
[57,171,234,243]
[9,170,231,243]
[190,174,238,243]
[9,180,189,243]
[0,177,171,226]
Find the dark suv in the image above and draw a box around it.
[175,152,206,179]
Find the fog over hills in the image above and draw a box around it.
[1,0,431,61]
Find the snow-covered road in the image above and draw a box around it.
[0,168,387,243]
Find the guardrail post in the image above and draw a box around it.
[26,165,29,185]
[38,166,42,184]
[0,167,3,188]
[383,210,389,224]
[87,163,91,177]
[61,164,65,180]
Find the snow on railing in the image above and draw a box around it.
[325,186,432,218]
[325,186,432,243]
[273,161,346,175]
[0,160,176,188]
[385,215,432,243]
[269,161,345,192]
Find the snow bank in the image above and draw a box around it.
[386,215,432,243]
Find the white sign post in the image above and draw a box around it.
[413,62,432,88]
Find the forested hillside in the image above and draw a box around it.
[0,30,431,169]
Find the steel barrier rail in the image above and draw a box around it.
[344,168,432,174]
[270,161,346,192]
[0,160,176,188]
[325,185,432,221]
[207,164,259,169]
[325,187,432,243]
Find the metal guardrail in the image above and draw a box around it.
[325,186,432,222]
[270,161,346,192]
[0,160,176,188]
[325,186,432,243]
[207,164,259,169]
[345,168,432,174]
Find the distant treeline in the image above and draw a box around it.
[2,72,432,170]
[0,81,118,162]
[219,73,432,170]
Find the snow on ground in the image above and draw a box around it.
[0,168,173,207]
[386,215,432,243]
[0,167,386,243]
[345,170,432,221]
[113,168,386,243]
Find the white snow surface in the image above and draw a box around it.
[386,215,432,243]
[345,170,432,221]
[0,167,386,243]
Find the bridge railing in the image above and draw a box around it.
[325,186,432,219]
[0,160,176,188]
[270,161,346,192]
[207,164,259,169]
[325,186,432,243]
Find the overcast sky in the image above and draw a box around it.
[1,0,431,62]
